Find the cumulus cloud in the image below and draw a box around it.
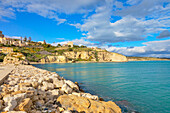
[157,30,170,39]
[73,1,168,43]
[115,0,169,18]
[106,39,170,58]
[51,38,97,47]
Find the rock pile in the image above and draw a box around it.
[0,65,121,113]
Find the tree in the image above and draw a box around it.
[43,40,46,44]
[57,44,61,47]
[20,37,23,43]
[23,36,27,42]
[28,37,31,42]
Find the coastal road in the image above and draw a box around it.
[0,64,15,85]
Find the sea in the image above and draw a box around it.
[33,61,170,113]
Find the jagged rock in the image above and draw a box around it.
[3,93,26,111]
[64,80,79,91]
[15,98,32,112]
[61,84,72,94]
[0,100,4,110]
[57,94,122,113]
[41,82,54,91]
[31,82,39,88]
[48,89,60,96]
[81,93,99,100]
[35,100,44,107]
[53,78,65,88]
[3,97,17,111]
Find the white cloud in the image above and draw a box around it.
[56,38,66,40]
[51,38,96,47]
[0,0,105,23]
[70,0,170,44]
[106,39,170,58]
[5,35,21,39]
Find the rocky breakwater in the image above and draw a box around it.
[0,65,122,113]
[3,52,29,65]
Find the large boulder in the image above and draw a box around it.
[57,94,122,113]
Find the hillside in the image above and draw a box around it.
[0,43,128,63]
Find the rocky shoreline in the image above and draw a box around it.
[0,64,121,113]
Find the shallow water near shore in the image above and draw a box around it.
[33,61,170,113]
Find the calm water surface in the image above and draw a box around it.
[33,61,170,113]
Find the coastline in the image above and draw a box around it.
[0,64,122,113]
[30,59,170,64]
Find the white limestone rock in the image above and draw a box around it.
[53,78,65,88]
[65,80,79,91]
[61,84,72,94]
[81,93,99,100]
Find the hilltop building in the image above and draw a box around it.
[68,41,73,47]
[0,31,29,46]
[62,41,74,47]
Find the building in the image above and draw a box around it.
[68,41,73,47]
[38,41,45,44]
[62,41,74,47]
[0,47,13,54]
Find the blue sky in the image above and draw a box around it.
[0,0,170,58]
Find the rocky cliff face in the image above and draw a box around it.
[40,51,127,63]
[40,56,67,63]
[3,52,29,65]
[97,51,127,62]
[63,51,127,62]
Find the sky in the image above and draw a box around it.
[0,0,170,58]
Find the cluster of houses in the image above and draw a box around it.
[0,31,29,47]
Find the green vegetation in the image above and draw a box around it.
[0,53,6,62]
[94,51,99,61]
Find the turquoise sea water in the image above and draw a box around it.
[33,61,170,113]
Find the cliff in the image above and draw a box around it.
[40,51,127,63]
[3,52,29,65]
[40,55,67,63]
